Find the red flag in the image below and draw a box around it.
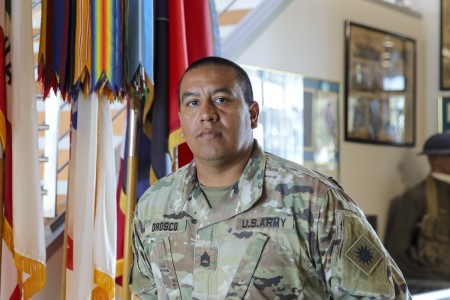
[0,25,6,149]
[168,0,189,167]
[184,0,215,63]
[168,0,218,168]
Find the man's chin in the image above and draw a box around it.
[194,150,227,163]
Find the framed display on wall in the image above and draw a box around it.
[438,96,450,132]
[344,21,416,146]
[441,0,450,90]
[242,65,340,180]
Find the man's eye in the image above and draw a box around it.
[214,97,227,103]
[186,100,199,107]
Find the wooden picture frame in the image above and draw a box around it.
[344,21,416,146]
[438,96,450,132]
[441,0,450,90]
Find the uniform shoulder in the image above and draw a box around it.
[264,151,344,193]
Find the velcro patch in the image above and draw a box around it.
[345,235,383,275]
[148,220,187,233]
[236,216,294,230]
[194,245,218,271]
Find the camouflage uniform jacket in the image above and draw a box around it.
[130,142,410,299]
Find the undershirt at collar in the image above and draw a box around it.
[199,183,234,208]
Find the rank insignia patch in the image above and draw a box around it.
[195,246,217,270]
[200,252,210,267]
[345,235,382,275]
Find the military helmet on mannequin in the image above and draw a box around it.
[420,132,450,155]
[421,133,450,174]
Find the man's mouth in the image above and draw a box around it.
[198,129,220,139]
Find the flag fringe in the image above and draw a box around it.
[0,110,7,149]
[15,252,46,300]
[119,189,127,220]
[93,268,115,299]
[2,218,46,300]
[91,286,110,300]
[168,127,185,163]
[80,67,92,96]
[115,258,123,277]
[150,167,157,185]
[93,72,115,101]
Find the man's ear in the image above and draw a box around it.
[249,101,260,129]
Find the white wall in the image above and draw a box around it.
[232,0,442,240]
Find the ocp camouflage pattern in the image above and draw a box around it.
[130,141,411,299]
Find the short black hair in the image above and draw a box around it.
[178,56,254,105]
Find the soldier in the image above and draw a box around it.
[385,133,450,294]
[129,56,411,299]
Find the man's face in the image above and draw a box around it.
[178,64,259,166]
[430,154,450,174]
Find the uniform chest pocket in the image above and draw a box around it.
[226,232,312,299]
[146,236,181,299]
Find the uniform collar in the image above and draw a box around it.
[179,140,266,225]
[431,172,450,184]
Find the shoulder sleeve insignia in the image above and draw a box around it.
[345,235,383,275]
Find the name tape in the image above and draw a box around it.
[149,220,187,232]
[236,216,294,230]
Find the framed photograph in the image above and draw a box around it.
[438,96,450,132]
[441,0,450,90]
[344,21,416,146]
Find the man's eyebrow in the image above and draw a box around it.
[212,87,232,95]
[181,91,199,102]
[181,87,233,102]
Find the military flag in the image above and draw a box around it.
[117,2,220,289]
[93,95,117,298]
[0,1,46,299]
[38,0,124,100]
[149,0,170,183]
[92,0,123,99]
[36,2,121,297]
[116,0,154,286]
[72,0,92,96]
[0,2,6,150]
[65,93,97,300]
[168,0,220,168]
[37,0,71,100]
[0,12,6,279]
[64,93,116,299]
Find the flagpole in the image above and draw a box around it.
[60,174,71,300]
[122,93,140,300]
[0,147,4,284]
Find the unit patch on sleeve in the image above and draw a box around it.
[345,235,383,275]
[236,216,294,230]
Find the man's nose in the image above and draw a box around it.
[200,101,218,122]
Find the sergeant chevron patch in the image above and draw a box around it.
[345,235,383,275]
